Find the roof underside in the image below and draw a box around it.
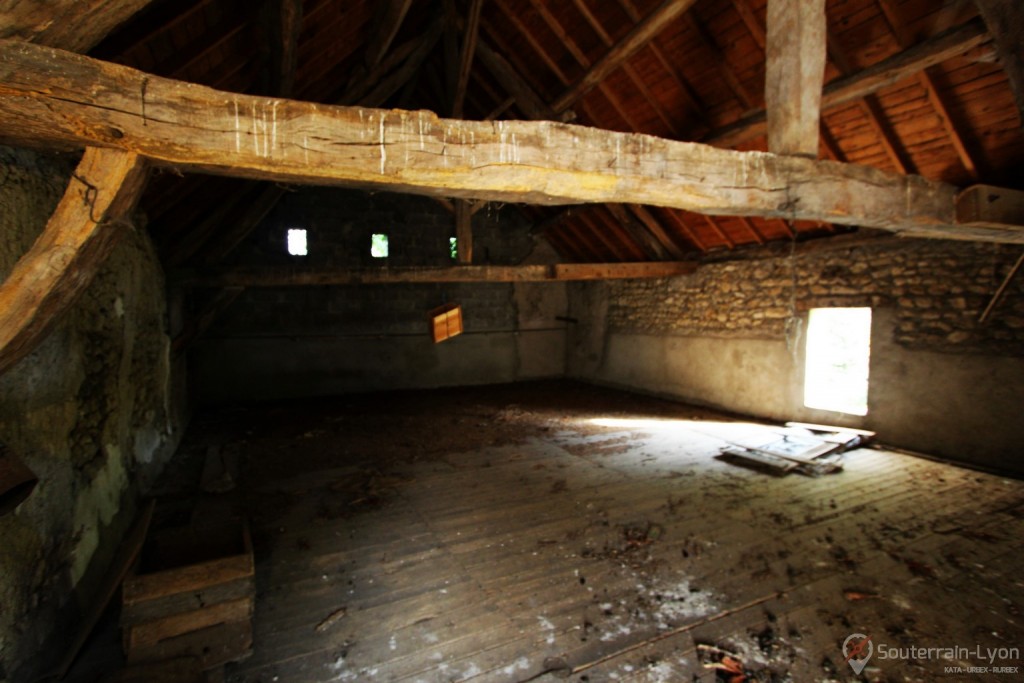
[21,0,1024,262]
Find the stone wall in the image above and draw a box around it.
[191,188,568,401]
[568,237,1024,472]
[606,239,1024,354]
[0,147,186,682]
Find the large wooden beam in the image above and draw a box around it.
[0,147,148,375]
[174,262,699,287]
[974,0,1024,124]
[708,17,991,148]
[0,0,159,53]
[550,0,697,113]
[0,41,1012,241]
[765,0,827,157]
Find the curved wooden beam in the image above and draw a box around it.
[0,147,148,375]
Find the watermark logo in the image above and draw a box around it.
[843,633,874,675]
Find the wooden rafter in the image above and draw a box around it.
[452,0,484,118]
[603,204,669,260]
[476,41,557,120]
[827,30,913,174]
[172,286,245,354]
[568,0,681,136]
[708,18,992,148]
[0,148,148,375]
[524,0,645,131]
[628,205,689,259]
[684,12,757,111]
[875,0,981,178]
[363,0,414,70]
[265,0,304,98]
[657,208,707,252]
[175,262,699,287]
[973,0,1024,124]
[0,0,160,53]
[4,41,1022,242]
[551,0,697,114]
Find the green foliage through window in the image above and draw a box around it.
[449,237,458,260]
[371,233,389,258]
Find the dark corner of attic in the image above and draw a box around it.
[2,0,1024,682]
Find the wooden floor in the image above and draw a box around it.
[154,381,1024,682]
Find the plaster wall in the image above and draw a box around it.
[190,189,568,401]
[567,240,1024,474]
[0,147,186,682]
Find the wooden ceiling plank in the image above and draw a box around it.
[452,0,485,118]
[876,0,982,178]
[765,0,827,156]
[339,22,436,105]
[551,0,698,114]
[175,262,699,287]
[0,147,148,375]
[973,0,1024,124]
[2,41,1005,239]
[708,17,991,148]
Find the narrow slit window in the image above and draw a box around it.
[804,307,871,416]
[449,237,458,260]
[371,233,389,258]
[287,228,307,256]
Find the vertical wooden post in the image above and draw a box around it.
[765,0,828,157]
[455,199,473,264]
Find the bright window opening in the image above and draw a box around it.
[804,307,871,416]
[286,228,307,256]
[371,233,389,258]
[449,237,458,260]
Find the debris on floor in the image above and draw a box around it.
[719,423,875,476]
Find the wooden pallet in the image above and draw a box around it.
[122,520,254,669]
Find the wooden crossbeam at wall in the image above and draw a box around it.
[173,262,700,287]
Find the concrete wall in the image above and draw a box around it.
[568,239,1024,474]
[190,188,568,402]
[0,147,187,682]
